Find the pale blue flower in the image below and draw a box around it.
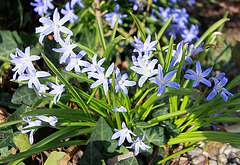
[36,115,58,127]
[30,0,54,16]
[169,41,192,69]
[21,117,42,145]
[37,8,73,43]
[35,17,51,45]
[71,0,85,8]
[130,59,158,88]
[150,64,180,96]
[38,84,49,97]
[206,77,233,102]
[127,135,151,156]
[82,54,106,78]
[111,122,136,146]
[181,24,199,43]
[115,67,136,96]
[49,76,65,104]
[178,8,189,23]
[89,63,115,95]
[52,35,78,64]
[150,9,157,22]
[11,47,40,80]
[209,73,226,82]
[158,7,171,22]
[65,50,89,72]
[18,69,51,90]
[188,42,204,56]
[184,61,212,87]
[131,35,158,56]
[112,106,127,112]
[61,2,79,24]
[129,0,144,11]
[104,4,127,29]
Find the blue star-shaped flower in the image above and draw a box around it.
[150,64,180,96]
[184,61,212,87]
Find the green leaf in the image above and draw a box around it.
[135,121,165,146]
[11,85,39,106]
[42,54,91,119]
[0,126,16,148]
[22,108,97,123]
[195,18,229,47]
[115,157,139,165]
[157,16,172,41]
[87,117,117,153]
[0,147,11,159]
[0,30,21,59]
[78,142,102,165]
[102,35,125,65]
[97,19,106,51]
[0,93,18,109]
[7,106,30,122]
[167,131,240,146]
[0,140,86,163]
[44,151,66,165]
[163,35,173,73]
[13,134,31,152]
[130,13,146,41]
[110,17,119,42]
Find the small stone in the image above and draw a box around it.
[223,145,232,157]
[208,142,224,160]
[217,154,228,164]
[179,157,189,165]
[202,151,209,158]
[191,154,205,164]
[197,141,206,149]
[219,143,229,154]
[233,157,240,164]
[208,159,218,165]
[188,148,203,159]
[229,152,236,159]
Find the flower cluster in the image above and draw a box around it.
[30,0,54,16]
[111,122,150,156]
[21,116,58,144]
[158,6,199,42]
[104,4,128,29]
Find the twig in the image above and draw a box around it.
[162,144,169,165]
[142,0,152,25]
[148,146,159,165]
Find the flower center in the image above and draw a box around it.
[146,69,150,74]
[119,80,123,85]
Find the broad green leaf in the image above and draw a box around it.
[0,30,21,59]
[115,157,139,165]
[7,106,30,122]
[78,142,102,165]
[11,85,39,106]
[130,13,146,41]
[0,126,16,148]
[102,35,125,65]
[0,147,11,159]
[87,117,117,153]
[13,134,31,152]
[97,19,106,51]
[0,93,18,109]
[42,54,91,119]
[135,121,165,146]
[195,18,229,47]
[44,151,66,165]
